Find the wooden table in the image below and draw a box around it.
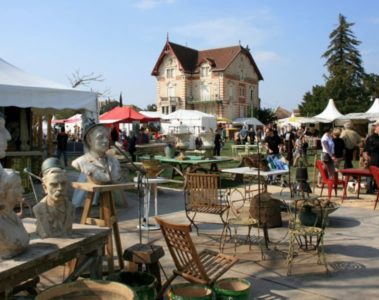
[340,168,372,200]
[0,218,109,297]
[231,144,259,157]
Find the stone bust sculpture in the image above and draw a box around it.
[72,123,121,184]
[0,168,30,259]
[33,166,75,238]
[0,112,11,159]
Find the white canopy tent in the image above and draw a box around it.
[232,117,263,128]
[313,99,343,123]
[0,58,98,112]
[277,113,317,128]
[335,98,379,123]
[140,111,164,119]
[162,109,217,134]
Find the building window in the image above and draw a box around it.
[250,89,254,101]
[171,106,176,112]
[166,68,175,79]
[200,84,210,101]
[167,84,175,98]
[239,87,245,97]
[228,85,234,99]
[240,69,244,81]
[200,66,209,77]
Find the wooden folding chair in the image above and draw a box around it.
[155,216,239,298]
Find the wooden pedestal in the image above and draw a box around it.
[72,181,134,273]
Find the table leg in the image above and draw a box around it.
[357,176,361,198]
[342,175,350,201]
[154,183,158,217]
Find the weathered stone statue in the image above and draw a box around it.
[0,112,11,160]
[33,167,75,238]
[72,123,121,184]
[0,113,30,259]
[0,169,30,259]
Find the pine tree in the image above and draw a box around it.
[322,14,368,113]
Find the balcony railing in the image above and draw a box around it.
[160,97,181,104]
[186,98,223,105]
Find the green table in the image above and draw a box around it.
[142,155,233,178]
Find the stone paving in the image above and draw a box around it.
[35,174,379,299]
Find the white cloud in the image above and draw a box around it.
[172,13,276,49]
[135,0,175,10]
[254,51,282,64]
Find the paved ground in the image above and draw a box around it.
[34,172,379,300]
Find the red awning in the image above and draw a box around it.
[99,106,160,124]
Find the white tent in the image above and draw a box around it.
[140,111,164,119]
[335,98,379,123]
[163,109,217,133]
[232,117,263,127]
[277,113,317,128]
[366,98,379,114]
[313,99,343,122]
[0,58,97,112]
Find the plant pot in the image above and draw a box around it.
[141,160,162,178]
[36,280,136,300]
[214,278,251,300]
[107,271,156,300]
[168,283,213,300]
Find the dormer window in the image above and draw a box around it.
[166,68,175,79]
[200,66,210,77]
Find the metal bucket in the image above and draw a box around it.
[36,279,136,300]
[168,283,213,300]
[214,278,251,300]
[107,271,156,300]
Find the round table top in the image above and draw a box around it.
[271,191,319,202]
[133,177,171,184]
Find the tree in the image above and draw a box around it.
[68,69,104,88]
[300,14,370,115]
[299,85,328,116]
[252,107,277,124]
[363,73,379,100]
[322,14,368,113]
[146,104,157,111]
[99,99,119,115]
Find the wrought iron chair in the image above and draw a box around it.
[286,198,329,275]
[155,216,239,298]
[221,183,265,257]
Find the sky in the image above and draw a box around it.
[1,0,379,111]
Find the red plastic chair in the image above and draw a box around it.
[369,166,379,210]
[316,160,344,199]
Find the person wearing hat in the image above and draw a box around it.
[72,123,121,185]
[341,122,361,169]
[363,120,379,193]
[33,166,75,238]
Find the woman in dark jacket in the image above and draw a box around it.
[213,129,222,156]
[332,128,345,169]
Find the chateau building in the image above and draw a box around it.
[151,40,263,120]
